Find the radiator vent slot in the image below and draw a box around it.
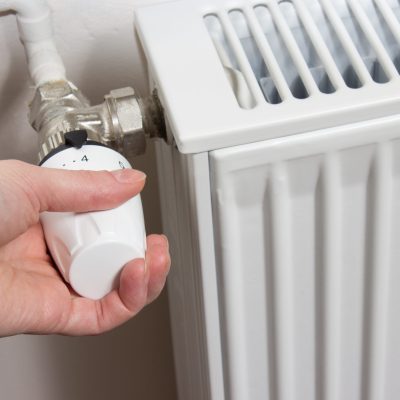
[204,0,400,108]
[274,2,335,95]
[204,14,257,108]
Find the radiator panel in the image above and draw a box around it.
[139,1,400,398]
[210,115,400,400]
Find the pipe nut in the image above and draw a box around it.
[105,87,146,157]
[30,80,90,131]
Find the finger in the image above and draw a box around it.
[0,160,146,245]
[58,259,148,335]
[145,234,171,304]
[2,160,146,212]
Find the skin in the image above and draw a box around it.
[0,160,171,337]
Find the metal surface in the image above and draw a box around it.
[104,87,146,158]
[30,80,166,162]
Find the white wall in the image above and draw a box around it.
[0,1,177,399]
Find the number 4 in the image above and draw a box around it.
[81,155,89,162]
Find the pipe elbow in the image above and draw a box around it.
[0,0,66,85]
[0,0,48,18]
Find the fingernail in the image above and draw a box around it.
[161,234,169,248]
[112,169,146,184]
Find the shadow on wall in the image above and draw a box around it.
[47,290,176,400]
[0,291,177,400]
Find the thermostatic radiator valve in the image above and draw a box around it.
[28,80,166,300]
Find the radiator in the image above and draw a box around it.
[136,1,400,399]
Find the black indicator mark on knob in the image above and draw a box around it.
[39,135,107,167]
[64,130,88,149]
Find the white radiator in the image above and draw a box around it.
[136,1,400,399]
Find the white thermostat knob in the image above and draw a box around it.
[39,131,146,300]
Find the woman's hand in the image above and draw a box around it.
[0,160,170,337]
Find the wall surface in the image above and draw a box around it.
[0,1,177,399]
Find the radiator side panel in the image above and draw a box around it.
[210,115,400,400]
[154,142,225,400]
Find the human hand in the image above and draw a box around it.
[0,160,170,337]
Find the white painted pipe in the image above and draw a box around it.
[0,0,66,86]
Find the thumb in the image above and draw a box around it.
[0,160,146,245]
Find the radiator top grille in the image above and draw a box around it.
[136,0,400,153]
[205,0,400,108]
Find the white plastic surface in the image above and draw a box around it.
[0,0,66,85]
[135,0,400,154]
[208,114,400,400]
[40,145,146,300]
